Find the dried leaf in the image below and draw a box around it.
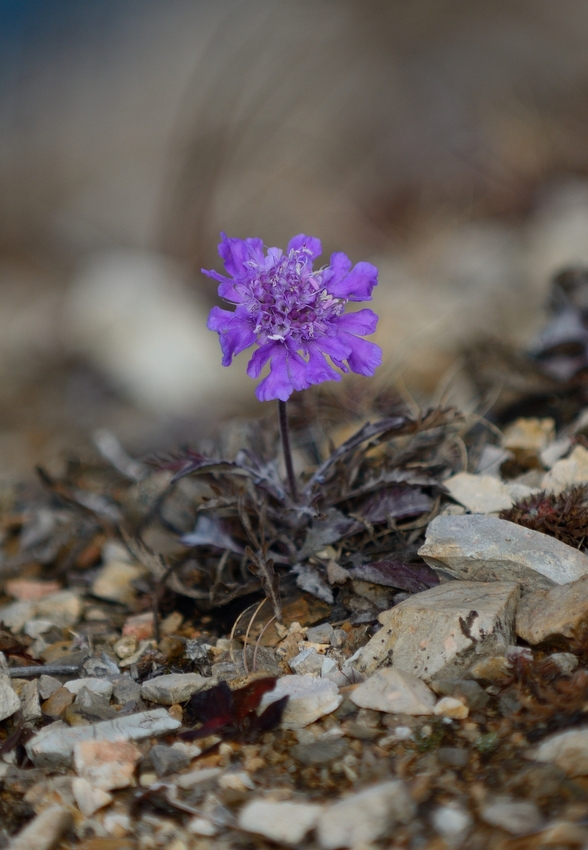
[246,546,282,622]
[299,508,362,558]
[181,514,244,553]
[349,557,439,592]
[359,486,434,524]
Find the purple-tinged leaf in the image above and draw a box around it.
[181,514,244,553]
[350,557,439,593]
[359,486,434,524]
[299,508,362,558]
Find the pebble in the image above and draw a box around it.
[41,686,74,719]
[431,678,489,709]
[0,600,35,632]
[356,580,519,679]
[187,816,218,837]
[0,675,20,721]
[436,747,470,767]
[238,799,323,845]
[289,647,325,676]
[74,739,141,790]
[19,679,42,722]
[306,623,335,644]
[34,590,83,628]
[79,651,120,678]
[175,766,222,791]
[350,667,436,715]
[533,727,588,776]
[516,575,588,645]
[73,687,118,721]
[503,417,555,455]
[291,739,348,765]
[258,674,342,729]
[122,611,154,640]
[434,696,469,719]
[541,444,588,493]
[141,672,208,705]
[480,798,543,835]
[64,677,114,698]
[316,780,415,849]
[5,579,62,601]
[444,472,513,513]
[149,745,191,777]
[111,675,142,704]
[91,560,145,604]
[25,707,181,767]
[5,804,73,850]
[431,802,472,844]
[38,674,64,700]
[71,776,113,817]
[419,514,588,588]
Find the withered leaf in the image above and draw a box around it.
[181,514,244,553]
[299,507,362,558]
[359,486,434,524]
[349,557,439,593]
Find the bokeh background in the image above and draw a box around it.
[3,0,588,475]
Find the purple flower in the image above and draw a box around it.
[204,233,382,402]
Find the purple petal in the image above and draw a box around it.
[333,308,379,336]
[324,252,352,291]
[201,268,229,284]
[246,342,279,379]
[342,335,383,376]
[254,346,309,402]
[218,233,264,278]
[306,335,352,372]
[327,260,378,301]
[304,344,342,386]
[207,306,256,366]
[287,234,322,260]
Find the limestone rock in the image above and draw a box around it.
[5,805,73,850]
[0,675,20,721]
[72,777,113,817]
[238,799,323,845]
[356,580,519,679]
[316,780,415,849]
[516,575,588,645]
[541,445,588,493]
[350,668,436,715]
[141,672,208,705]
[533,727,588,776]
[434,696,469,719]
[444,472,513,513]
[480,798,543,835]
[259,675,342,729]
[35,589,82,628]
[74,739,141,790]
[91,560,145,604]
[419,514,588,588]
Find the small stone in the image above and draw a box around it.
[74,687,118,721]
[72,776,113,817]
[64,677,114,698]
[41,686,74,719]
[238,799,323,845]
[436,746,470,767]
[516,575,588,645]
[0,675,20,721]
[503,417,555,455]
[5,579,62,601]
[35,590,83,628]
[19,679,42,722]
[38,674,63,699]
[434,696,469,719]
[307,623,335,643]
[419,514,588,588]
[25,707,181,767]
[533,727,588,776]
[480,798,543,835]
[0,600,35,632]
[431,802,472,844]
[79,651,120,678]
[350,668,436,715]
[430,679,489,709]
[316,780,415,849]
[175,766,223,790]
[218,770,255,792]
[141,672,208,705]
[122,611,154,640]
[113,635,138,659]
[258,674,342,729]
[74,739,141,790]
[23,619,55,639]
[289,647,324,676]
[444,472,513,513]
[91,560,145,604]
[187,816,217,836]
[291,739,348,765]
[149,745,191,777]
[542,445,588,493]
[111,675,141,704]
[5,805,73,850]
[468,655,510,682]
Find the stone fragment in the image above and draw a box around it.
[122,611,154,640]
[64,677,114,698]
[503,417,555,455]
[72,776,113,817]
[19,679,42,722]
[289,647,324,676]
[480,798,543,835]
[444,472,513,513]
[0,600,35,632]
[434,696,469,719]
[431,802,472,844]
[307,623,335,644]
[41,686,74,719]
[258,674,342,729]
[419,514,588,588]
[356,580,519,680]
[112,675,142,704]
[291,739,348,766]
[430,678,489,709]
[5,579,62,601]
[467,655,510,682]
[91,560,145,604]
[150,744,191,777]
[350,668,436,715]
[6,804,73,850]
[74,687,118,721]
[533,727,588,776]
[0,675,20,721]
[175,766,222,791]
[25,707,180,767]
[218,770,255,792]
[542,445,588,493]
[516,575,588,645]
[35,590,83,628]
[316,780,415,849]
[38,674,63,700]
[436,747,469,767]
[238,799,323,845]
[74,739,141,790]
[141,672,208,705]
[79,651,120,678]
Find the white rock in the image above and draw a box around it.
[289,647,325,676]
[350,668,436,715]
[0,601,35,632]
[444,472,513,513]
[74,739,141,790]
[175,766,222,791]
[218,770,255,792]
[141,672,208,705]
[64,677,114,698]
[72,776,113,817]
[5,805,73,850]
[542,445,588,493]
[433,696,469,719]
[480,798,543,835]
[356,580,519,679]
[187,816,218,837]
[0,675,20,722]
[259,675,342,729]
[419,514,588,588]
[35,590,82,628]
[238,799,323,845]
[91,560,145,604]
[516,575,588,645]
[19,679,42,723]
[431,803,472,845]
[25,708,180,767]
[316,780,415,849]
[533,727,588,776]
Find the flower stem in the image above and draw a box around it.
[278,400,298,502]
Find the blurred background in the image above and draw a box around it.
[3,0,588,476]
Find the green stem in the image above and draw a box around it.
[278,400,298,502]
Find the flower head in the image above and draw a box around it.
[204,233,382,402]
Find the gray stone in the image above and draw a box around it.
[74,687,118,720]
[19,679,42,723]
[436,747,470,767]
[25,707,180,767]
[516,575,588,645]
[317,780,415,849]
[350,668,436,715]
[0,601,35,633]
[38,674,63,700]
[64,677,113,698]
[149,744,191,777]
[291,739,348,765]
[35,590,83,628]
[79,652,119,678]
[480,798,543,835]
[431,803,472,845]
[356,580,519,680]
[532,727,588,776]
[0,675,20,721]
[444,472,514,513]
[289,647,325,676]
[431,678,490,710]
[239,799,323,846]
[259,675,342,729]
[112,674,141,704]
[141,672,208,704]
[306,623,335,644]
[419,514,588,588]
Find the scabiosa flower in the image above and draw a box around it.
[204,233,382,402]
